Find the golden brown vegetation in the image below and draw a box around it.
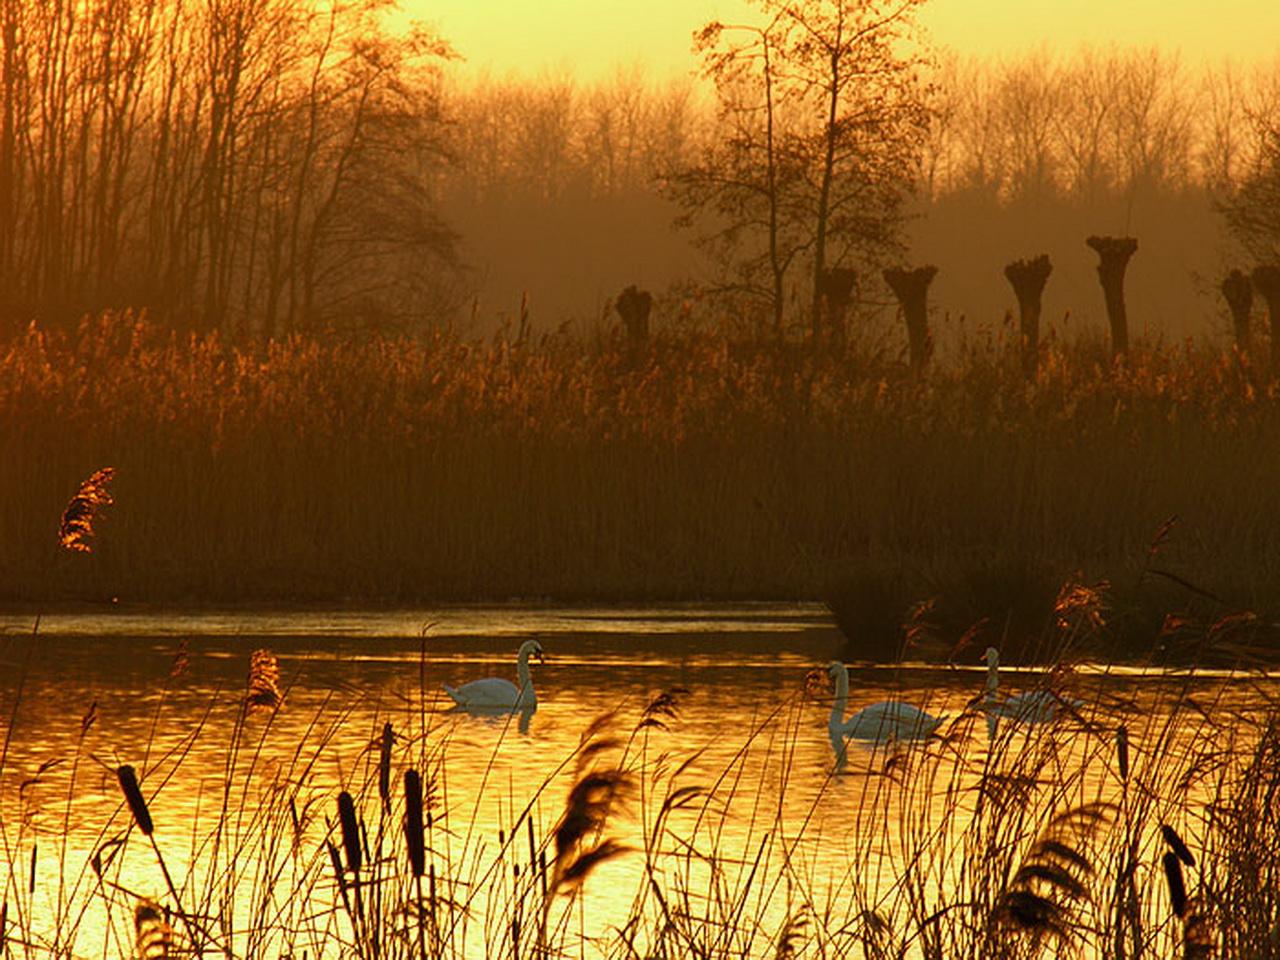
[3,312,1280,651]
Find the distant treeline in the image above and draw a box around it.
[1,0,1279,340]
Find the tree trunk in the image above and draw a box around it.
[1086,236,1138,358]
[884,265,937,374]
[1221,269,1253,358]
[1004,255,1052,378]
[1251,265,1280,377]
[615,285,652,346]
[815,267,856,350]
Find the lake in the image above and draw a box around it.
[0,605,1272,958]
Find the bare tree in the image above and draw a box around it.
[667,0,929,338]
[0,0,458,339]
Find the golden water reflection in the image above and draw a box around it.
[0,607,1273,957]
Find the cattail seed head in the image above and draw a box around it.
[1161,824,1195,866]
[1163,851,1188,917]
[117,765,154,836]
[378,723,393,811]
[337,791,361,874]
[404,770,425,878]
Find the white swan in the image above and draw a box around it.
[444,639,544,710]
[982,646,1080,733]
[826,661,946,752]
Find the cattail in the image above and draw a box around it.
[245,649,283,713]
[117,765,154,836]
[404,770,425,877]
[1,900,6,954]
[527,816,536,873]
[28,845,36,895]
[134,899,172,959]
[1116,726,1129,782]
[58,467,115,553]
[1163,851,1188,917]
[327,840,345,890]
[337,792,361,873]
[1160,824,1195,866]
[378,723,393,812]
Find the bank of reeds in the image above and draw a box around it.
[2,639,1279,957]
[3,312,1280,657]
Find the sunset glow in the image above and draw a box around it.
[414,0,1280,79]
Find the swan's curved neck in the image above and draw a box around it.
[985,654,999,700]
[517,649,534,690]
[830,666,849,727]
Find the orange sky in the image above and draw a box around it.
[410,0,1280,81]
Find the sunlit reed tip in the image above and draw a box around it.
[116,765,154,836]
[57,467,115,553]
[245,649,283,713]
[134,899,173,960]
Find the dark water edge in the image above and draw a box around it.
[2,596,1277,669]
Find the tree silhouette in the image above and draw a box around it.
[667,0,929,338]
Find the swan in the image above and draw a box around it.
[982,646,1081,731]
[826,661,947,751]
[444,639,544,710]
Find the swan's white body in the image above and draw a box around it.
[826,661,946,750]
[982,647,1081,732]
[445,639,543,710]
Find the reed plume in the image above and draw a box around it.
[992,803,1113,945]
[134,899,172,959]
[57,467,115,553]
[635,687,689,733]
[550,717,634,897]
[245,649,283,713]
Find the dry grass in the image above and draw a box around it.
[3,312,1280,656]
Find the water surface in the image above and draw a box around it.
[0,605,1270,957]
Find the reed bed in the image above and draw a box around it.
[1,637,1279,958]
[3,312,1280,654]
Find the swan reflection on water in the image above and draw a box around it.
[447,701,536,735]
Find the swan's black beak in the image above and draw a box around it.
[534,650,546,665]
